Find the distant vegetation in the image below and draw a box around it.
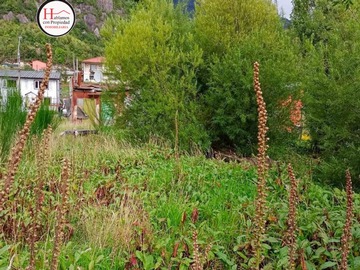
[0,0,138,65]
[0,20,103,66]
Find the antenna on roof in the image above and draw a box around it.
[94,70,103,83]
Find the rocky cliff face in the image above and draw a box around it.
[0,0,126,36]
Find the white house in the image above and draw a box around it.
[81,57,106,83]
[0,70,61,108]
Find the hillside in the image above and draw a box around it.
[0,0,136,66]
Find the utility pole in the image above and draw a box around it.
[17,36,22,91]
[17,36,22,67]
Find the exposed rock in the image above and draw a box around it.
[16,14,29,24]
[78,4,94,14]
[84,13,97,31]
[101,12,107,21]
[3,11,15,21]
[75,8,82,15]
[97,0,113,12]
[94,27,100,38]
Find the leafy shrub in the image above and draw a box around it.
[105,0,210,151]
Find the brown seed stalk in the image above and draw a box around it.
[285,163,299,270]
[339,169,354,270]
[0,44,53,220]
[191,230,202,270]
[27,126,53,270]
[50,158,70,270]
[251,61,269,268]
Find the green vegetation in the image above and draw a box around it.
[0,132,359,269]
[0,0,140,65]
[104,0,360,188]
[292,0,360,186]
[0,0,359,269]
[105,0,208,151]
[0,89,25,162]
[0,20,103,66]
[0,89,59,162]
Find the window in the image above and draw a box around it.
[90,71,95,81]
[34,80,41,89]
[90,64,98,71]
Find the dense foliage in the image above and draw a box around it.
[104,0,360,188]
[0,90,59,162]
[104,0,302,153]
[292,0,360,186]
[104,0,209,150]
[1,1,359,269]
[0,20,104,66]
[195,0,300,155]
[0,134,359,269]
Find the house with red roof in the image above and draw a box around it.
[81,57,106,83]
[32,60,47,71]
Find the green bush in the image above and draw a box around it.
[0,89,26,162]
[195,0,302,155]
[292,0,360,187]
[104,0,210,151]
[30,102,60,135]
[0,90,59,162]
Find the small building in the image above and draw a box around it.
[70,71,105,123]
[81,57,106,83]
[0,70,61,109]
[32,60,47,71]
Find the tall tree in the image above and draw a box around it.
[195,0,302,155]
[292,0,360,186]
[104,0,209,150]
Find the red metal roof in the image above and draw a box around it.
[82,57,105,64]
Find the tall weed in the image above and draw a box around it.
[0,90,26,162]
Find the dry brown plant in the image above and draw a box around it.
[190,230,212,270]
[339,169,354,270]
[285,163,299,270]
[251,61,269,268]
[0,44,53,221]
[79,188,152,255]
[50,158,70,270]
[27,126,53,270]
[192,230,202,270]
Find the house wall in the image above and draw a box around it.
[82,63,106,82]
[32,61,46,71]
[19,79,60,106]
[71,91,101,122]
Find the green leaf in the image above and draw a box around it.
[353,257,360,268]
[0,246,10,257]
[96,255,104,264]
[88,260,95,270]
[320,261,337,269]
[266,236,279,243]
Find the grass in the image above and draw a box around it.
[1,127,359,269]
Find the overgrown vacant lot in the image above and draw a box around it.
[0,130,359,269]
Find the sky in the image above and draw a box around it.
[275,0,294,19]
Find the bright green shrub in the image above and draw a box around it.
[292,0,360,187]
[195,0,302,155]
[104,0,209,151]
